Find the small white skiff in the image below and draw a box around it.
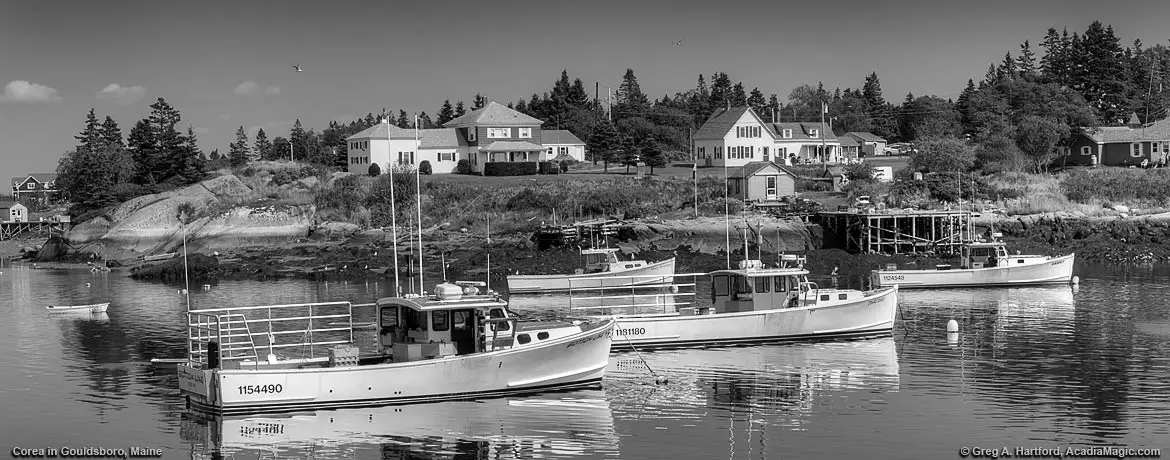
[46,302,109,313]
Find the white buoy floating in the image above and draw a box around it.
[1071,276,1080,286]
[946,319,959,333]
[85,282,91,287]
[655,375,669,385]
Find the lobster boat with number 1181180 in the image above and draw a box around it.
[177,281,615,415]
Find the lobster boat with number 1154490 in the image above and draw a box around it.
[177,281,615,415]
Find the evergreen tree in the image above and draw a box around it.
[957,79,978,134]
[569,78,589,105]
[252,128,270,162]
[270,137,291,162]
[289,119,307,161]
[766,94,781,122]
[690,74,711,126]
[1071,21,1131,123]
[127,119,158,185]
[229,126,251,167]
[731,82,748,107]
[418,111,435,129]
[473,93,487,109]
[999,52,1017,79]
[747,88,767,117]
[454,101,466,117]
[144,98,187,184]
[1017,40,1038,77]
[209,149,220,161]
[74,109,103,153]
[100,116,123,149]
[862,72,886,111]
[640,139,666,174]
[587,118,621,171]
[708,72,733,111]
[55,144,123,217]
[1039,28,1065,83]
[615,68,650,117]
[984,64,999,86]
[396,110,411,128]
[180,125,207,182]
[437,100,456,125]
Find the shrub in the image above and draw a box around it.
[111,183,147,202]
[484,162,539,176]
[455,159,473,175]
[843,162,875,181]
[419,161,432,176]
[368,163,381,177]
[271,169,296,186]
[559,159,574,173]
[795,178,834,192]
[538,161,561,175]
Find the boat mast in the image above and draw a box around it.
[486,213,491,292]
[182,229,191,311]
[414,115,424,293]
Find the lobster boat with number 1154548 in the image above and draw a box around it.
[177,281,615,415]
[871,233,1075,289]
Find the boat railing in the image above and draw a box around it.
[564,272,705,315]
[186,301,356,368]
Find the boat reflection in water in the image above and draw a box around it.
[181,389,619,459]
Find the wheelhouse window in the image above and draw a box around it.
[432,310,450,331]
[735,276,752,294]
[755,277,770,293]
[380,306,398,327]
[713,275,730,296]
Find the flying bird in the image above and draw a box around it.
[292,65,303,72]
[674,39,683,46]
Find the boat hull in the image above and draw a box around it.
[179,320,615,415]
[600,286,899,351]
[872,253,1075,289]
[507,258,676,294]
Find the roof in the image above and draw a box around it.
[1080,118,1170,143]
[0,201,24,209]
[730,161,794,179]
[346,122,416,141]
[844,132,886,143]
[11,173,58,186]
[418,128,460,148]
[480,141,546,151]
[442,101,544,128]
[710,266,809,277]
[542,129,585,145]
[838,136,860,147]
[377,294,507,312]
[694,107,752,140]
[771,123,838,141]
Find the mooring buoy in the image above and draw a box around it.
[946,319,959,333]
[1071,276,1080,286]
[655,375,669,385]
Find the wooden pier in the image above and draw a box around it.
[818,209,974,255]
[0,221,70,241]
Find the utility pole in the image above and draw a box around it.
[608,87,613,122]
[820,102,827,163]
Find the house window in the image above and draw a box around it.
[519,128,532,138]
[487,128,511,138]
[1080,146,1091,156]
[547,147,553,156]
[736,127,742,138]
[398,151,414,164]
[810,129,819,138]
[1155,143,1163,155]
[1162,142,1170,154]
[783,129,792,138]
[1131,143,1143,157]
[27,183,34,190]
[440,152,454,161]
[559,146,568,156]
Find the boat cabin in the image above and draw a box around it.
[709,258,825,313]
[959,242,1010,269]
[376,282,581,362]
[577,248,647,275]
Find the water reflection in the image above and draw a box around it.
[182,390,619,459]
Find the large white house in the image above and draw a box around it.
[694,106,841,168]
[346,102,572,174]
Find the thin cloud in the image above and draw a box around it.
[96,83,145,105]
[0,80,62,103]
[235,81,281,97]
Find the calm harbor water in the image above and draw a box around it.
[1,260,1168,459]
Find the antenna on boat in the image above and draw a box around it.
[441,252,447,281]
[757,215,763,261]
[742,226,749,267]
[388,162,401,297]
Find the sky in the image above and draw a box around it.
[2,0,1168,183]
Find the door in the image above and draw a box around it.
[766,176,777,200]
[451,309,476,354]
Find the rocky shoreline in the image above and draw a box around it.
[9,210,1170,287]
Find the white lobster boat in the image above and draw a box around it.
[871,234,1075,289]
[507,247,676,294]
[182,391,619,459]
[177,281,615,415]
[572,255,900,351]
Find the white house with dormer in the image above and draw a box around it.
[345,102,556,174]
[694,106,841,167]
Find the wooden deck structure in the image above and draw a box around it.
[818,209,973,255]
[0,221,70,241]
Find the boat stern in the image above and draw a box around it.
[179,363,219,410]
